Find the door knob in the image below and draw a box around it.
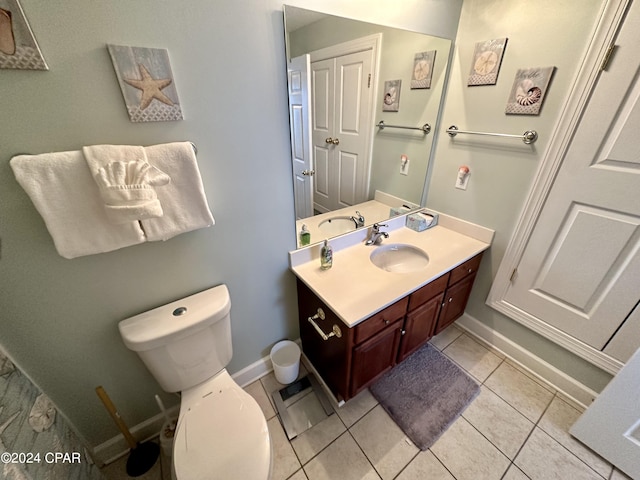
[331,137,340,145]
[325,137,340,145]
[302,169,315,176]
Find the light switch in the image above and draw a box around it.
[400,154,409,175]
[455,165,470,190]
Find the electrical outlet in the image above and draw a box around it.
[400,154,409,176]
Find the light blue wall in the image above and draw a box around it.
[427,0,613,390]
[0,0,462,448]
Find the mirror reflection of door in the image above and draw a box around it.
[310,39,376,214]
[287,54,313,220]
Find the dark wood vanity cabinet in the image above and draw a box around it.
[296,252,483,402]
[433,253,483,335]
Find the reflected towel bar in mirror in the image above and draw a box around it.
[446,125,538,144]
[377,121,431,134]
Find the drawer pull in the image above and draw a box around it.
[383,319,390,325]
[308,308,342,341]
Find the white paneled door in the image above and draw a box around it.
[503,0,640,360]
[571,346,640,479]
[288,54,313,220]
[311,47,374,214]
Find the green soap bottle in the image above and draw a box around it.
[320,239,333,270]
[299,224,310,246]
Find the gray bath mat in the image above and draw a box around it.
[370,343,480,450]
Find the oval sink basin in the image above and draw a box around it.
[370,243,429,273]
[318,216,355,236]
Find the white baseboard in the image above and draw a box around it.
[456,313,598,408]
[93,350,280,466]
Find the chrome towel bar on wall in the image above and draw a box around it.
[377,120,431,134]
[446,125,538,144]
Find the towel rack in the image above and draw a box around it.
[377,121,431,134]
[446,125,538,144]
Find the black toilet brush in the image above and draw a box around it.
[96,386,160,477]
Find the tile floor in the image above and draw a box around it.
[102,325,632,480]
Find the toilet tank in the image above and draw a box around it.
[118,284,232,392]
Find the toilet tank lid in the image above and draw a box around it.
[118,284,231,352]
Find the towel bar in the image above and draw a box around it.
[446,125,538,144]
[377,121,431,134]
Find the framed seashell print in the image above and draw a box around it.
[382,79,401,112]
[0,0,48,70]
[411,50,436,89]
[505,66,556,115]
[468,38,507,86]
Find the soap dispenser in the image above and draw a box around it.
[320,239,333,270]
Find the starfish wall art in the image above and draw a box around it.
[108,44,183,122]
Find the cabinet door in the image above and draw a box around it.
[435,274,476,335]
[350,321,402,397]
[398,293,443,362]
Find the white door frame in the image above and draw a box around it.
[486,0,631,375]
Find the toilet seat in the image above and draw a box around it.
[173,370,271,480]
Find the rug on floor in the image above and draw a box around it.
[370,343,480,450]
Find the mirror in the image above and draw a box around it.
[284,6,452,248]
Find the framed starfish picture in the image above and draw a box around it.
[107,44,183,122]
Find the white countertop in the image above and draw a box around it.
[290,211,494,328]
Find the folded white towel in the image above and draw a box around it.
[82,145,171,224]
[140,142,215,241]
[10,151,146,259]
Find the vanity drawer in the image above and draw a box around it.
[449,253,483,286]
[407,273,449,311]
[354,297,408,344]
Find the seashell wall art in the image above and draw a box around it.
[505,66,556,115]
[0,0,48,70]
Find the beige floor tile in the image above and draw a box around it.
[442,333,502,382]
[484,362,554,423]
[290,413,346,465]
[350,404,419,480]
[395,450,455,480]
[429,324,463,351]
[335,388,378,428]
[611,468,633,480]
[245,379,277,420]
[502,464,529,480]
[538,396,612,478]
[462,385,534,459]
[303,432,380,480]
[515,427,603,480]
[288,469,309,480]
[430,416,510,480]
[267,416,302,480]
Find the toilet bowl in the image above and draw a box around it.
[118,284,271,480]
[173,370,271,480]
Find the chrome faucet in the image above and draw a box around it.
[350,210,365,228]
[365,223,389,245]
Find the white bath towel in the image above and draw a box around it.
[140,142,215,241]
[82,145,171,224]
[10,151,146,259]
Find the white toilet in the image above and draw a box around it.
[118,284,272,480]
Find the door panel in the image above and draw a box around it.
[310,44,374,213]
[503,0,640,351]
[287,54,313,219]
[571,346,640,479]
